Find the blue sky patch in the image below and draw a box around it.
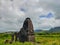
[20,8,26,12]
[39,12,54,18]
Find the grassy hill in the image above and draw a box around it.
[0,32,60,45]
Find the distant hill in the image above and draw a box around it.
[35,27,60,33]
[49,27,60,33]
[34,29,42,32]
[34,29,48,33]
[0,30,18,33]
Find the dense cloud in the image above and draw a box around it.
[0,0,60,32]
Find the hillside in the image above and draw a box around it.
[49,27,60,33]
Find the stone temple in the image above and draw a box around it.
[11,17,35,43]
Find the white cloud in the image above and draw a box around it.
[35,8,44,12]
[54,19,60,27]
[0,0,60,32]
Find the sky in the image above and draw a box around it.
[0,0,60,32]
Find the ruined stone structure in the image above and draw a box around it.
[11,17,35,43]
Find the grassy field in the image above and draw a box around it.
[0,32,60,45]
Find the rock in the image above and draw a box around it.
[19,17,35,42]
[4,40,9,44]
[11,17,35,42]
[9,40,13,44]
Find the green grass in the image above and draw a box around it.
[0,33,60,45]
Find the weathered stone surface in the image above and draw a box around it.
[11,17,35,42]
